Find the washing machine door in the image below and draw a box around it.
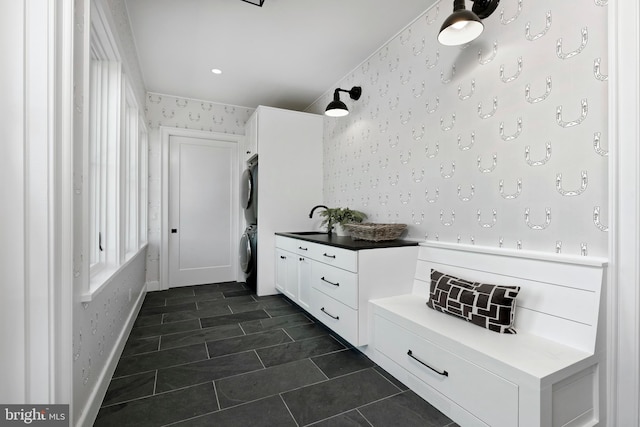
[239,231,253,274]
[240,168,253,210]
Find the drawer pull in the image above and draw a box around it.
[280,255,287,259]
[320,277,340,287]
[299,257,305,261]
[321,307,340,320]
[407,350,449,377]
[298,246,308,251]
[323,253,336,259]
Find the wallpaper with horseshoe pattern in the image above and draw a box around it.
[307,0,609,257]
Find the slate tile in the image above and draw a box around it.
[312,349,375,379]
[284,323,331,341]
[94,383,217,427]
[228,299,292,314]
[155,350,263,393]
[215,359,326,409]
[196,295,255,311]
[164,291,224,306]
[256,335,345,367]
[222,289,252,297]
[193,282,247,295]
[240,313,311,334]
[160,324,244,350]
[281,369,401,426]
[101,371,156,407]
[171,395,296,427]
[166,287,196,297]
[264,304,304,317]
[308,410,371,427]
[132,314,163,329]
[128,319,201,340]
[373,366,409,391]
[138,302,197,317]
[199,310,270,329]
[162,305,232,324]
[359,390,454,427]
[206,329,291,358]
[113,343,208,378]
[121,336,160,357]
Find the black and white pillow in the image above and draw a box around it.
[426,269,521,334]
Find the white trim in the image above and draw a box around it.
[608,0,640,426]
[75,273,146,427]
[159,126,241,290]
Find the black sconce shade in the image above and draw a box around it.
[325,86,362,117]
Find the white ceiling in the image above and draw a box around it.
[124,0,437,111]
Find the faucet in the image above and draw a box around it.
[308,205,328,218]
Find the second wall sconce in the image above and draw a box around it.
[325,86,362,117]
[438,0,500,46]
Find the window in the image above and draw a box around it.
[85,1,148,298]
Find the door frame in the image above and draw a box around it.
[160,126,241,291]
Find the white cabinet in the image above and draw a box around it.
[275,235,418,346]
[243,111,258,162]
[247,107,323,296]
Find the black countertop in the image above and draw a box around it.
[275,231,419,251]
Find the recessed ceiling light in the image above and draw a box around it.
[211,68,223,75]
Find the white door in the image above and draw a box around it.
[169,135,237,287]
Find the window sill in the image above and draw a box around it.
[81,243,148,302]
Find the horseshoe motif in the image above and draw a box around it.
[388,173,400,186]
[441,65,456,84]
[593,132,608,156]
[400,68,412,85]
[412,168,425,183]
[500,0,523,25]
[594,58,608,81]
[525,207,552,230]
[525,11,552,41]
[440,210,456,227]
[440,113,456,131]
[400,150,411,165]
[400,109,412,124]
[557,27,589,60]
[458,79,476,100]
[525,76,552,104]
[478,42,498,65]
[477,209,497,228]
[457,132,475,151]
[412,124,425,140]
[425,187,440,203]
[412,211,425,225]
[440,161,456,179]
[499,117,523,141]
[413,81,426,98]
[399,192,412,204]
[556,99,588,128]
[425,4,440,24]
[593,206,609,232]
[457,184,475,202]
[426,97,440,114]
[477,153,498,173]
[413,38,425,56]
[425,50,440,69]
[478,97,498,119]
[500,57,523,83]
[525,142,552,166]
[556,171,588,196]
[499,178,523,199]
[425,141,440,159]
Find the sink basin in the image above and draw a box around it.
[287,231,328,236]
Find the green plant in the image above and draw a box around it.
[319,207,367,233]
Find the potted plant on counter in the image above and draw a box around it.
[319,207,367,235]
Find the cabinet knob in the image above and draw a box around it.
[280,255,286,259]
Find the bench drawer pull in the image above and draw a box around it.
[407,350,449,377]
[323,253,336,259]
[321,307,340,320]
[298,246,308,251]
[321,277,340,287]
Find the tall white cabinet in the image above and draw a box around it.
[245,106,323,296]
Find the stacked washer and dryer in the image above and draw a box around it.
[239,159,258,291]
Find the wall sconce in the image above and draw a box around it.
[438,0,500,46]
[325,86,362,117]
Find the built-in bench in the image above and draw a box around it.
[368,242,607,427]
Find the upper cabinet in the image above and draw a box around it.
[243,110,258,162]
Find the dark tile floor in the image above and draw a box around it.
[95,282,458,427]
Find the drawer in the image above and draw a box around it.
[310,288,358,345]
[309,244,357,272]
[374,315,518,427]
[275,236,316,257]
[312,262,358,309]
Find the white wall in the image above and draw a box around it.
[144,93,253,288]
[308,0,609,257]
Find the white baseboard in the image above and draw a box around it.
[76,282,147,427]
[146,280,161,292]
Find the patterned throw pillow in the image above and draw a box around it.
[426,269,521,334]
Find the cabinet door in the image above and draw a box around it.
[285,253,298,301]
[276,249,295,294]
[297,256,312,311]
[243,111,258,161]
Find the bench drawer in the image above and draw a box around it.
[374,315,518,427]
[312,262,358,309]
[310,288,358,345]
